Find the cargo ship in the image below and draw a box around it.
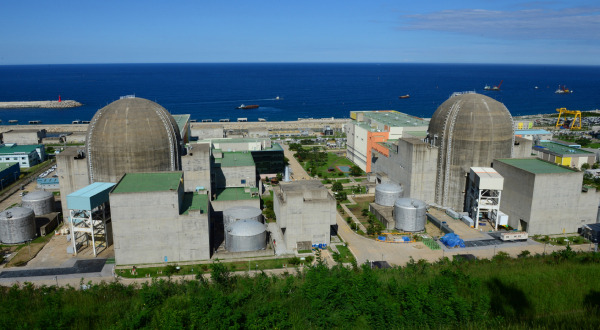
[555,85,573,94]
[236,104,259,109]
[398,94,410,99]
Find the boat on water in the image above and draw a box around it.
[72,119,82,124]
[484,80,503,91]
[201,119,212,123]
[398,94,410,99]
[29,120,42,124]
[555,85,573,94]
[236,104,259,109]
[8,120,18,124]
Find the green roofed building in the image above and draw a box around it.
[110,172,211,265]
[533,141,596,170]
[211,151,257,191]
[493,158,600,235]
[0,162,20,190]
[0,144,46,168]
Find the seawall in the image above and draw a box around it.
[0,100,82,109]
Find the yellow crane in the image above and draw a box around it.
[555,107,582,130]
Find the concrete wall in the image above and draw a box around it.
[110,187,211,265]
[2,130,46,144]
[213,165,256,189]
[182,143,211,194]
[513,137,533,158]
[273,181,336,250]
[192,127,224,139]
[371,138,437,203]
[210,198,260,212]
[56,147,90,220]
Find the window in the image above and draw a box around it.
[241,179,246,184]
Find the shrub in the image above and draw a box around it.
[518,250,531,258]
[288,257,301,265]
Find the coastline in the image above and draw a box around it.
[0,100,82,109]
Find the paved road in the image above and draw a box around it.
[281,144,312,180]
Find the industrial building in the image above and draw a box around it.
[0,143,46,168]
[345,110,429,172]
[54,96,282,265]
[273,180,336,251]
[532,141,596,169]
[514,129,553,141]
[109,172,211,265]
[493,158,600,235]
[371,92,514,212]
[2,129,46,144]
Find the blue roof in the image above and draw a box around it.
[67,182,116,211]
[515,129,551,135]
[37,178,58,184]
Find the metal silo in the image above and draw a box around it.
[0,207,36,244]
[375,183,404,206]
[225,219,267,252]
[394,198,427,232]
[223,206,263,228]
[22,190,55,216]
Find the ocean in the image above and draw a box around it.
[0,63,599,124]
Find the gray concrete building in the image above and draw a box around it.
[273,180,336,251]
[371,138,438,203]
[110,172,211,265]
[56,147,89,220]
[181,142,212,195]
[494,158,600,235]
[2,129,46,144]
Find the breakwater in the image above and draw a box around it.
[0,100,82,109]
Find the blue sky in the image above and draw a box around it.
[1,0,599,65]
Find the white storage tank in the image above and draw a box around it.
[22,190,55,216]
[394,198,427,232]
[375,183,403,206]
[223,206,263,228]
[0,207,36,244]
[225,219,267,252]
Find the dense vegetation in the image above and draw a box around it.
[1,249,600,329]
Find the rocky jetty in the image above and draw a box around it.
[0,100,82,109]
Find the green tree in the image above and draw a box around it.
[335,191,347,202]
[332,181,343,192]
[593,162,600,169]
[581,163,591,170]
[350,165,363,177]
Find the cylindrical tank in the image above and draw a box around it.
[0,207,36,244]
[394,198,427,232]
[22,190,55,216]
[375,183,404,206]
[223,206,263,228]
[225,219,267,252]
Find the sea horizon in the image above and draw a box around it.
[1,62,599,124]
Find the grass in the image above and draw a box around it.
[314,152,355,178]
[333,245,356,263]
[345,196,375,228]
[118,257,301,278]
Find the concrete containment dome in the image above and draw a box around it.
[22,190,55,215]
[0,207,36,244]
[393,198,427,232]
[225,219,267,252]
[427,92,513,210]
[86,97,182,183]
[375,183,404,206]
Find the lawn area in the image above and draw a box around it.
[316,152,355,178]
[345,196,375,228]
[118,257,304,278]
[332,245,356,263]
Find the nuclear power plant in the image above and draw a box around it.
[1,89,595,271]
[55,96,334,265]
